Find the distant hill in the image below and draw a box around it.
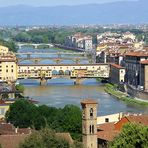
[0,0,147,25]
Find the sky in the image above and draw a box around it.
[0,0,138,7]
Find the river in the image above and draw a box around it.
[18,47,148,116]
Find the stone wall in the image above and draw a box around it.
[127,85,148,101]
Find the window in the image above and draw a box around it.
[6,69,8,72]
[105,118,109,122]
[90,108,93,117]
[92,125,94,133]
[89,125,91,134]
[11,69,13,72]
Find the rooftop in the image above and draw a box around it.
[140,60,148,65]
[97,130,120,141]
[81,99,98,105]
[110,63,124,69]
[125,52,148,57]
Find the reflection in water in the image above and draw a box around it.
[22,79,148,116]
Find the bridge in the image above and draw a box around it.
[17,57,90,64]
[16,52,95,64]
[17,63,110,85]
[17,43,54,49]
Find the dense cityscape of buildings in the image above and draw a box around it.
[0,28,148,148]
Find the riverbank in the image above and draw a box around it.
[105,83,148,107]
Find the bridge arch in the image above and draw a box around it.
[52,70,59,75]
[21,44,36,49]
[65,70,71,75]
[59,70,64,75]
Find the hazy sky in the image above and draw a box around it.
[0,0,137,7]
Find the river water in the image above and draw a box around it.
[18,47,148,116]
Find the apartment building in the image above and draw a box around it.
[65,33,93,51]
[0,53,18,82]
[110,63,125,84]
[125,52,148,90]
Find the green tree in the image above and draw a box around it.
[0,39,18,52]
[6,100,82,141]
[15,32,31,43]
[50,105,82,141]
[5,99,45,128]
[19,128,70,148]
[15,84,25,92]
[110,123,148,148]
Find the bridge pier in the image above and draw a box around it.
[74,78,85,85]
[40,78,47,86]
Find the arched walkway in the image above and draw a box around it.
[65,70,71,75]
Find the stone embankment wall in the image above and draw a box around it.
[127,85,148,101]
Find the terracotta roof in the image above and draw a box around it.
[110,63,124,69]
[125,52,148,57]
[81,99,98,105]
[140,60,148,64]
[97,122,115,131]
[0,134,29,148]
[97,130,120,141]
[126,115,148,126]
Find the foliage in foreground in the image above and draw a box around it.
[110,123,148,148]
[19,128,70,148]
[20,128,83,148]
[6,99,82,141]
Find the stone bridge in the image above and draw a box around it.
[17,43,54,49]
[17,63,110,85]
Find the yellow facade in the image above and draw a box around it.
[0,53,18,81]
[0,45,9,54]
[0,104,10,119]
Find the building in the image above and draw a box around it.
[110,63,125,84]
[97,114,148,147]
[0,53,18,82]
[122,32,136,42]
[97,112,123,125]
[125,52,148,90]
[0,45,9,54]
[139,60,148,91]
[81,99,98,148]
[0,121,73,148]
[65,33,93,51]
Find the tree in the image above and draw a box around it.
[0,39,18,52]
[5,99,45,129]
[15,84,25,92]
[6,100,82,141]
[60,105,82,141]
[19,128,70,148]
[14,33,31,43]
[110,123,148,148]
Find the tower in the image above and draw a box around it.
[81,99,98,148]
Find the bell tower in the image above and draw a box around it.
[81,99,98,148]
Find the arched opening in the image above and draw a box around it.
[90,108,93,117]
[59,70,64,75]
[92,125,94,134]
[65,70,71,75]
[89,125,91,134]
[52,70,59,75]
